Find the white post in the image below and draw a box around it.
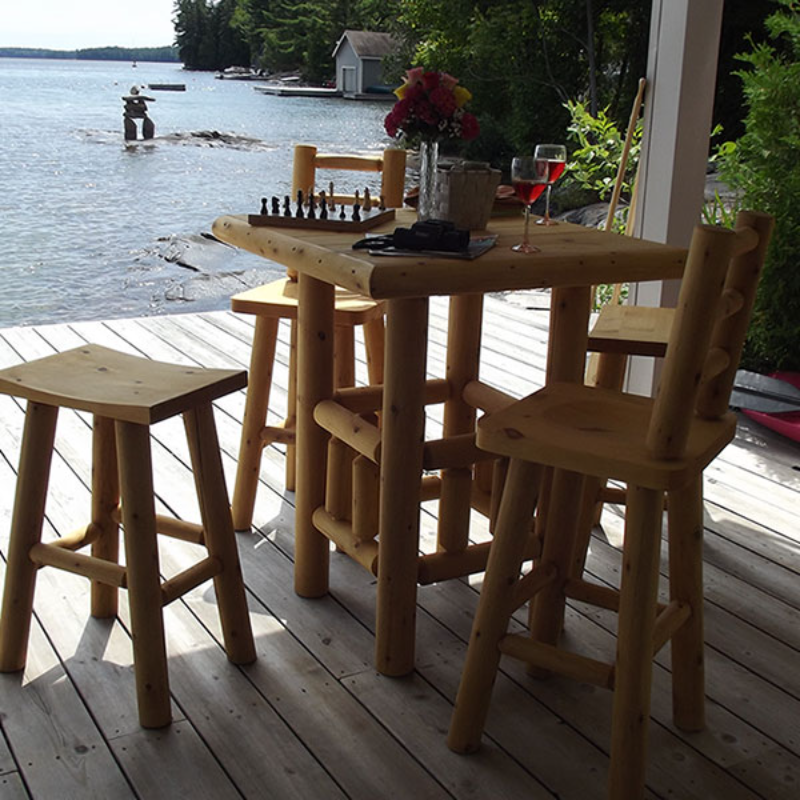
[627,0,725,395]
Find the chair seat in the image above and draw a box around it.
[588,304,675,356]
[0,344,247,425]
[477,382,737,490]
[232,277,383,324]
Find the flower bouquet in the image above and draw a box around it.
[384,68,479,146]
[385,68,480,219]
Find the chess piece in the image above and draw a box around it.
[271,196,280,215]
[260,197,269,215]
[339,203,346,221]
[283,196,292,216]
[363,188,372,212]
[352,191,361,222]
[379,194,386,211]
[319,191,328,219]
[295,190,305,218]
[307,193,316,220]
[328,181,335,212]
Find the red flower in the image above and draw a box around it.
[430,86,456,116]
[422,71,440,91]
[460,112,480,141]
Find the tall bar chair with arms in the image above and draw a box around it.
[229,144,406,531]
[448,211,773,799]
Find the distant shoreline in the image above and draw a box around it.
[0,46,179,63]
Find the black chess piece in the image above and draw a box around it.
[307,193,316,219]
[295,190,305,218]
[352,202,361,222]
[283,196,292,216]
[260,197,268,215]
[319,191,328,219]
[271,196,280,215]
[339,203,346,221]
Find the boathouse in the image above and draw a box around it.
[332,30,398,97]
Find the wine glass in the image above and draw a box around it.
[534,144,567,226]
[511,156,548,252]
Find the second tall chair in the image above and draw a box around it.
[230,144,406,531]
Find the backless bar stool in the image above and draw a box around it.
[226,144,406,531]
[0,344,256,728]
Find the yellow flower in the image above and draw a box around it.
[394,82,409,100]
[453,85,472,108]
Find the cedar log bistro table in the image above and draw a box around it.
[213,209,687,676]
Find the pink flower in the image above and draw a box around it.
[439,72,458,90]
[404,67,424,86]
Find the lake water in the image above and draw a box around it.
[0,58,393,328]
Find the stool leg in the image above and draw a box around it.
[448,459,542,753]
[333,325,356,389]
[668,476,706,731]
[184,404,256,665]
[232,315,279,531]
[608,484,663,800]
[90,415,121,618]
[115,421,171,729]
[0,402,58,672]
[284,319,298,492]
[362,317,385,385]
[528,468,586,674]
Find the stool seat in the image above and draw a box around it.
[0,345,255,729]
[232,278,384,324]
[0,344,247,424]
[477,382,737,490]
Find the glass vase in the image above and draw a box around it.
[417,139,440,221]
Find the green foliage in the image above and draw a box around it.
[227,0,399,80]
[700,189,742,228]
[718,0,800,372]
[563,98,641,232]
[387,0,650,165]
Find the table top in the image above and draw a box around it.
[212,210,687,300]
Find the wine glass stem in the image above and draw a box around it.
[523,205,531,247]
[544,185,552,222]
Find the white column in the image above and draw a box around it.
[627,0,724,395]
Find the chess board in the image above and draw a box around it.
[248,207,395,233]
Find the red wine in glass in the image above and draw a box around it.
[511,156,547,252]
[534,144,567,225]
[513,179,547,205]
[546,160,566,183]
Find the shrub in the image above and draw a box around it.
[718,0,800,372]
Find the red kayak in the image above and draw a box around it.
[742,371,800,443]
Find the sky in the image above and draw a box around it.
[3,0,177,50]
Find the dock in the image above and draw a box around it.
[0,296,797,799]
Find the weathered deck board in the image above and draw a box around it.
[0,298,797,799]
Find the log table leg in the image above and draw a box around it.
[437,294,483,553]
[294,273,335,598]
[375,297,429,676]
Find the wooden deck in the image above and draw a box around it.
[0,297,797,799]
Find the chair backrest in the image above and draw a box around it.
[292,144,407,209]
[646,210,774,459]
